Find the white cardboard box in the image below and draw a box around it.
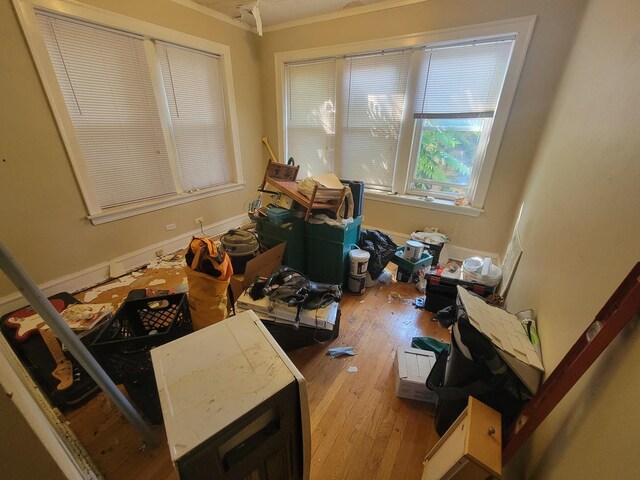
[395,347,437,402]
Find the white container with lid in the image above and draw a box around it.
[404,240,424,261]
[348,247,370,276]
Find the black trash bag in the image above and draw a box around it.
[359,229,397,280]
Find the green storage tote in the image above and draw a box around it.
[254,215,306,272]
[305,216,362,285]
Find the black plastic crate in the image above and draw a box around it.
[90,294,192,384]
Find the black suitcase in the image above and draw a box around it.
[1,293,100,411]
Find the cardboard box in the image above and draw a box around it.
[229,243,285,301]
[395,347,437,402]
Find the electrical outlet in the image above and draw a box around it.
[165,223,176,231]
[194,217,204,225]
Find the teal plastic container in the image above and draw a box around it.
[254,216,306,272]
[390,247,433,274]
[266,206,292,226]
[305,217,362,285]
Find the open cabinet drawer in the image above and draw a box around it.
[422,397,501,480]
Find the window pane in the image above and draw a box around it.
[410,39,513,199]
[37,12,176,208]
[414,40,514,115]
[410,118,485,195]
[340,52,410,188]
[157,42,231,191]
[286,60,336,177]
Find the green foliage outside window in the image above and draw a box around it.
[413,119,482,193]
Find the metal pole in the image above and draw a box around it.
[0,240,159,447]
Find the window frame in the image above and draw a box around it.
[14,0,244,224]
[275,16,535,217]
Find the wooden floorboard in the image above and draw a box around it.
[61,256,450,479]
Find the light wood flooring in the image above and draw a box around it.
[65,256,450,479]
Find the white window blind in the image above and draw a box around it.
[414,39,514,118]
[36,12,176,208]
[340,51,410,189]
[285,60,336,177]
[157,42,231,192]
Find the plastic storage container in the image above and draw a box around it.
[305,216,362,285]
[90,294,192,384]
[348,247,370,276]
[254,215,306,272]
[267,206,292,226]
[390,247,433,274]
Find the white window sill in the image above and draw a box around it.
[88,182,246,225]
[364,190,483,217]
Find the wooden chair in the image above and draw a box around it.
[259,159,348,221]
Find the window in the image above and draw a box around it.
[339,51,410,190]
[17,1,242,223]
[278,18,533,215]
[285,52,410,188]
[285,59,336,177]
[408,40,513,200]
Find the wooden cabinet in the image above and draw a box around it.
[422,397,501,480]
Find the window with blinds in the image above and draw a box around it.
[409,39,514,198]
[34,10,236,212]
[283,35,517,204]
[37,13,176,208]
[285,60,336,178]
[285,52,409,188]
[340,51,410,190]
[157,42,231,192]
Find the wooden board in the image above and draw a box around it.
[502,262,640,463]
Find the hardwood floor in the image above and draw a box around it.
[65,257,450,479]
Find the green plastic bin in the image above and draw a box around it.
[254,216,306,272]
[390,247,433,273]
[305,217,362,285]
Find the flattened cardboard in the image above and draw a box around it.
[230,243,285,300]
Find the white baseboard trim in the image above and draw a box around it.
[362,224,500,264]
[0,213,249,316]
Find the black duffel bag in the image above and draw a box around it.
[427,296,530,436]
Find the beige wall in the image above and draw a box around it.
[0,0,262,297]
[504,0,640,477]
[258,0,587,253]
[0,383,65,480]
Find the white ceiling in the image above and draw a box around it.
[190,0,393,29]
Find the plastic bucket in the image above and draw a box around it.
[347,274,366,295]
[396,268,412,283]
[349,247,370,276]
[404,240,424,261]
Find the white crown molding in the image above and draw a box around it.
[0,213,249,315]
[171,0,257,33]
[263,0,431,33]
